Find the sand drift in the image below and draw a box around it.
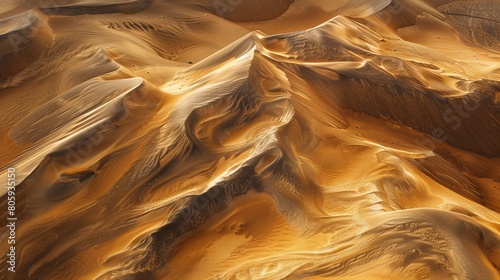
[0,0,500,279]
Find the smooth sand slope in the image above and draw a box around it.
[0,0,499,279]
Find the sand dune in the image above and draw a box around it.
[0,0,499,279]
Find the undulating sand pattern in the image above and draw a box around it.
[1,0,500,279]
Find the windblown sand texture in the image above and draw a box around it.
[1,0,500,279]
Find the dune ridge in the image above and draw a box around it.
[0,0,499,279]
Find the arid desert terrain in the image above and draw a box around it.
[1,0,500,279]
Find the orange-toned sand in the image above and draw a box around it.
[0,0,499,279]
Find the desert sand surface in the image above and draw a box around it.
[0,0,500,279]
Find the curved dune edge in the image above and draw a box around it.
[0,10,54,81]
[39,0,154,15]
[0,0,499,280]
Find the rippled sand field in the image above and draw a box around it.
[1,0,500,279]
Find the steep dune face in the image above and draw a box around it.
[0,10,54,80]
[0,0,499,279]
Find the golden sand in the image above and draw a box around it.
[0,0,499,279]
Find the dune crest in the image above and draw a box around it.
[0,0,499,279]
